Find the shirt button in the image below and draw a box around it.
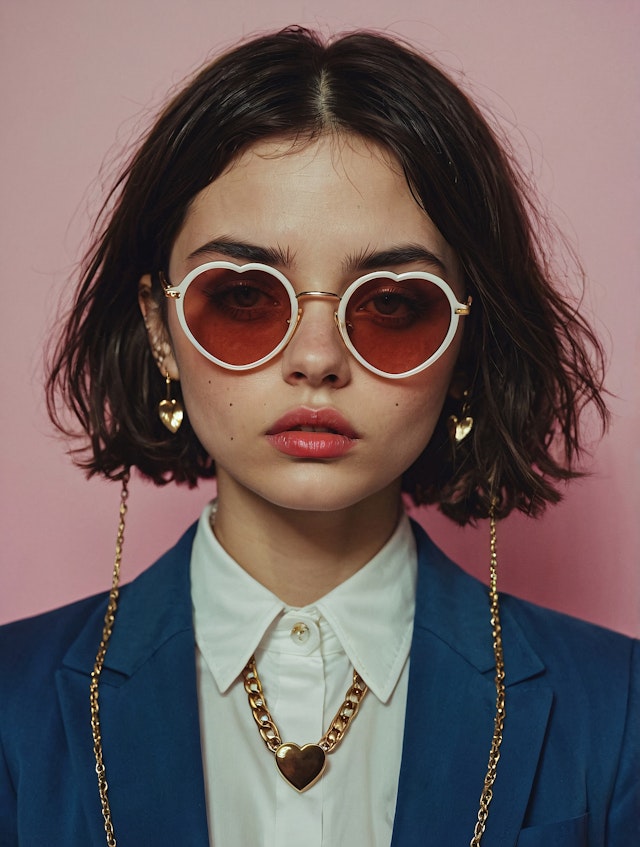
[290,622,310,643]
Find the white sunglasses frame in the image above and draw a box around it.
[161,260,471,379]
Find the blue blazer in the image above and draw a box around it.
[1,522,637,846]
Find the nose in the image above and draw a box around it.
[281,294,352,388]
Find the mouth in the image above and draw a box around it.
[266,408,359,458]
[266,407,358,438]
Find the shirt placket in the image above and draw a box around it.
[270,610,326,847]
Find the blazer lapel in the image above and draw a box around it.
[56,525,210,846]
[392,524,553,847]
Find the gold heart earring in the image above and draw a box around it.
[158,371,184,433]
[145,318,184,435]
[447,389,473,446]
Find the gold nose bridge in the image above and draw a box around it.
[288,291,343,335]
[296,290,341,303]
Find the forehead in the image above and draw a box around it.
[191,133,410,217]
[171,133,458,280]
[219,132,404,182]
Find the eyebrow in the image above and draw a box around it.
[187,239,294,266]
[343,244,449,276]
[187,239,449,277]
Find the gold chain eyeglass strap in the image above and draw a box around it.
[470,506,506,847]
[90,472,129,847]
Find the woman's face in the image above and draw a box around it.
[160,134,464,513]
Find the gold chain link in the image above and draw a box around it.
[90,473,129,847]
[318,672,369,752]
[242,656,368,754]
[91,490,504,846]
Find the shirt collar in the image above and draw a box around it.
[191,503,417,703]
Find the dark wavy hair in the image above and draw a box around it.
[46,27,608,524]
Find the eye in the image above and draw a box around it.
[351,284,429,328]
[193,270,288,322]
[367,290,415,317]
[216,282,273,309]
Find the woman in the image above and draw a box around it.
[0,28,637,846]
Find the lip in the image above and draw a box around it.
[267,407,358,438]
[266,407,359,459]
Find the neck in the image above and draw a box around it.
[212,476,403,606]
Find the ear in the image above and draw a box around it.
[446,369,469,402]
[138,274,180,380]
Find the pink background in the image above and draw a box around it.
[1,0,638,636]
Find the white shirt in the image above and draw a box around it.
[191,503,417,847]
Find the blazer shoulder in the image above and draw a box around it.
[502,590,637,675]
[0,593,106,684]
[500,590,639,757]
[411,517,637,686]
[0,522,198,700]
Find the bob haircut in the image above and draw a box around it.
[46,27,607,524]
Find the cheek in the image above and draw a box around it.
[393,394,443,449]
[176,357,273,457]
[386,363,455,453]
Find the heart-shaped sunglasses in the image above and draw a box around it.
[161,261,471,379]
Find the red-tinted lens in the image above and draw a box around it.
[344,276,452,373]
[183,267,292,366]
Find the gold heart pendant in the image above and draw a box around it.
[275,743,327,792]
[448,414,473,444]
[158,398,184,433]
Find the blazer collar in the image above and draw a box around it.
[410,522,545,685]
[392,522,552,847]
[60,518,546,685]
[61,523,198,679]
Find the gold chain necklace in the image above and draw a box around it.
[91,481,505,846]
[242,655,368,791]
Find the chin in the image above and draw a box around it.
[251,472,402,516]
